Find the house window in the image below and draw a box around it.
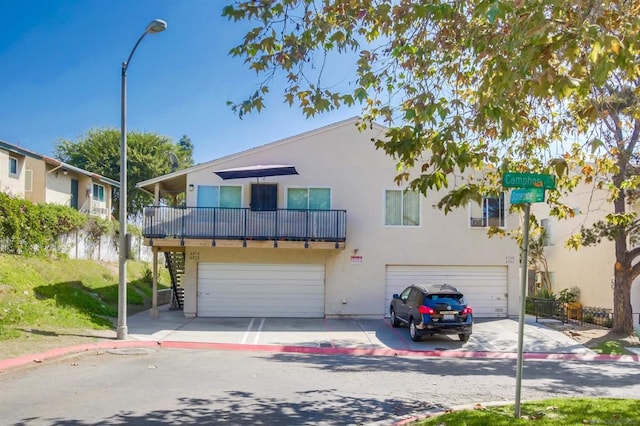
[470,193,505,227]
[196,185,242,208]
[287,187,331,210]
[92,184,105,202]
[385,189,420,226]
[9,157,18,177]
[541,218,553,246]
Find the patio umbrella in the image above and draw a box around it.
[214,165,299,211]
[214,165,298,180]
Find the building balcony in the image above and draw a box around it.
[142,206,347,250]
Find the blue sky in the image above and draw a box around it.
[0,0,360,163]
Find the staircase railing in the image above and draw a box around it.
[164,252,184,309]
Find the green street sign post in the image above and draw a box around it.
[502,171,557,417]
[503,172,556,190]
[510,187,545,204]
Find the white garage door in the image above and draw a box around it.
[197,263,325,317]
[385,265,508,318]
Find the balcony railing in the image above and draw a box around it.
[143,206,347,244]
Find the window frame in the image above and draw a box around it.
[286,186,332,210]
[384,188,421,227]
[92,183,106,203]
[469,192,505,228]
[196,185,243,208]
[9,157,18,177]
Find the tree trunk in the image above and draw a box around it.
[612,259,634,335]
[611,167,635,336]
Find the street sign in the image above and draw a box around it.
[502,172,556,189]
[510,187,545,204]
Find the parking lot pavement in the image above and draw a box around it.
[126,307,595,355]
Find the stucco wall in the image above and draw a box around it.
[532,183,640,313]
[24,156,46,203]
[0,150,25,197]
[178,120,520,318]
[46,171,73,206]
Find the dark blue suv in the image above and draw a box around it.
[390,284,473,342]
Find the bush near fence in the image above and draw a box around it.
[580,306,614,328]
[527,297,616,329]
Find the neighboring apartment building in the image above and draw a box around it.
[0,139,118,220]
[532,181,640,315]
[137,118,520,319]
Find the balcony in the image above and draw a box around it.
[142,206,347,249]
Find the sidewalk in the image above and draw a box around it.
[125,305,595,355]
[3,307,639,372]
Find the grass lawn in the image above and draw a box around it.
[0,254,170,342]
[418,398,640,425]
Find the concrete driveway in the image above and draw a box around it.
[126,306,593,356]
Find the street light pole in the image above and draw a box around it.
[117,19,167,340]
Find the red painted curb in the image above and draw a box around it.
[2,340,638,372]
[157,341,640,362]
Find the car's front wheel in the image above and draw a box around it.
[390,308,400,328]
[409,319,422,342]
[458,333,470,343]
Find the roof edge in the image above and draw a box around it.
[136,116,387,188]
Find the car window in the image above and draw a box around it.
[399,287,412,301]
[427,294,465,304]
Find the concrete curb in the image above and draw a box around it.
[389,400,519,426]
[1,339,638,372]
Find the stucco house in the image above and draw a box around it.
[0,139,118,220]
[532,182,640,317]
[137,118,520,319]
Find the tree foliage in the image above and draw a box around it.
[223,0,640,334]
[55,129,194,219]
[178,135,194,163]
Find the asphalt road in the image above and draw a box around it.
[2,348,640,425]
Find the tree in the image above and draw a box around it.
[55,129,194,220]
[178,135,194,161]
[223,0,640,335]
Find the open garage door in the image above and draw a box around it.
[385,265,508,318]
[197,263,325,317]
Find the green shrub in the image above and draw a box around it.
[142,267,153,283]
[0,193,87,256]
[533,288,555,299]
[557,286,581,303]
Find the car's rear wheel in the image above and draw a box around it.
[390,308,400,328]
[458,333,470,343]
[409,319,421,342]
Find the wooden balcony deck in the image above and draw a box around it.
[142,206,347,250]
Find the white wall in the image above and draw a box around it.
[46,172,72,206]
[0,150,25,198]
[532,182,640,313]
[60,231,152,262]
[179,120,520,318]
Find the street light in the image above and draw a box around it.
[117,19,167,340]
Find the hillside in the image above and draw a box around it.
[0,254,169,358]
